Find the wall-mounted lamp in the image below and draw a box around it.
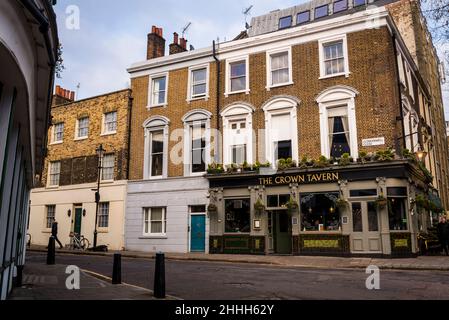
[83,209,87,217]
[67,209,72,218]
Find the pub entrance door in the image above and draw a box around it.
[271,210,292,254]
[350,201,382,254]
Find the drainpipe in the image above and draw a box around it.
[126,90,133,180]
[392,33,407,154]
[212,41,221,163]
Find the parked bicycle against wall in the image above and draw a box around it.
[69,232,90,251]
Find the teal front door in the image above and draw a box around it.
[190,215,206,252]
[74,208,82,235]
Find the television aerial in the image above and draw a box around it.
[243,5,253,29]
[182,22,192,38]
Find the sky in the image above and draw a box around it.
[54,0,448,117]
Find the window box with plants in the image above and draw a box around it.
[207,163,225,175]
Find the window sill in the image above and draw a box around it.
[146,176,165,181]
[42,230,51,234]
[224,89,250,97]
[266,81,294,90]
[319,72,350,80]
[147,103,168,110]
[100,180,115,185]
[50,141,63,146]
[74,137,88,141]
[97,229,109,234]
[46,185,60,190]
[187,95,209,103]
[189,172,207,177]
[139,235,167,239]
[100,132,117,137]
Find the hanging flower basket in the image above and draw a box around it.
[207,203,218,214]
[336,197,349,209]
[254,199,266,214]
[375,195,388,209]
[286,197,299,213]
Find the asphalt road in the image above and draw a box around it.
[26,252,449,300]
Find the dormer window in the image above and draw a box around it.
[333,0,348,13]
[279,16,292,29]
[315,5,328,19]
[297,11,310,25]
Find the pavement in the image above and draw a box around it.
[28,245,449,271]
[8,259,176,300]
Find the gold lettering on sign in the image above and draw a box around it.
[259,172,339,186]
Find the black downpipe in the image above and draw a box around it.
[126,91,133,180]
[213,41,220,163]
[392,34,407,154]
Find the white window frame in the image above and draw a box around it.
[266,47,293,90]
[316,86,359,159]
[48,161,61,187]
[101,154,115,182]
[405,63,415,103]
[263,97,300,167]
[221,103,254,166]
[45,205,56,229]
[143,116,170,180]
[97,202,110,229]
[51,123,64,144]
[143,207,167,237]
[182,110,212,177]
[187,64,210,102]
[319,34,350,79]
[148,72,169,108]
[225,55,250,96]
[101,111,117,136]
[75,117,89,140]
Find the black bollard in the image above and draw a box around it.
[154,252,165,299]
[14,265,24,287]
[47,236,55,265]
[112,253,122,284]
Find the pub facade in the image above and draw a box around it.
[126,0,448,257]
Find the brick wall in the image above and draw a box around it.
[129,26,402,180]
[41,89,132,187]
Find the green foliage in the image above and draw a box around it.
[314,155,330,168]
[339,153,352,166]
[207,162,224,174]
[376,149,395,162]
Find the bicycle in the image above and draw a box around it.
[69,232,90,251]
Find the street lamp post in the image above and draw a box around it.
[93,144,105,249]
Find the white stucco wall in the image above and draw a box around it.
[126,177,209,253]
[29,181,127,250]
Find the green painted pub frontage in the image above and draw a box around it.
[206,160,443,258]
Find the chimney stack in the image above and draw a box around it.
[169,32,187,55]
[53,85,75,106]
[147,25,166,60]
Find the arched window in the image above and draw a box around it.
[182,109,212,176]
[262,96,300,166]
[143,116,170,179]
[316,86,359,159]
[221,103,254,165]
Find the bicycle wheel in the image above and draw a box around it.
[80,238,90,250]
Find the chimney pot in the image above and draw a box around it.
[55,85,61,96]
[70,91,75,101]
[173,32,179,45]
[152,25,156,34]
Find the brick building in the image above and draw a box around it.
[29,88,132,251]
[126,0,448,257]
